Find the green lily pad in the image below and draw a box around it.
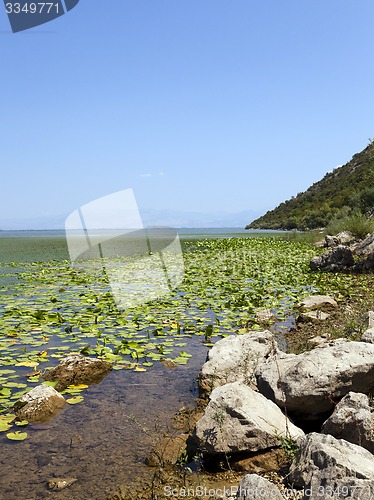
[6,431,28,441]
[66,396,84,405]
[14,420,28,427]
[0,422,12,432]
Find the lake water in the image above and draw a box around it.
[0,228,286,500]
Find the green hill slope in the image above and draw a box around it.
[247,142,374,230]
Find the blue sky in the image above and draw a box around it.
[1,0,374,227]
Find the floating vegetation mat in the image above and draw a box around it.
[0,237,372,437]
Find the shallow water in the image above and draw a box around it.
[0,338,207,500]
[0,230,290,500]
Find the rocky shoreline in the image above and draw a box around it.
[131,232,374,500]
[12,232,374,499]
[135,298,374,500]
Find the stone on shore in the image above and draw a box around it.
[297,311,330,323]
[361,327,374,343]
[192,381,304,455]
[321,392,374,454]
[297,295,338,312]
[310,245,355,272]
[198,331,276,396]
[363,311,374,328]
[324,231,355,248]
[354,232,374,257]
[255,340,374,420]
[235,474,283,500]
[289,433,374,499]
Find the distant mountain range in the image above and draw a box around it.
[0,208,261,230]
[247,142,374,230]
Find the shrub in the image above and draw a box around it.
[326,213,374,239]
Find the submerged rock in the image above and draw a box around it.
[43,355,112,391]
[145,433,188,467]
[15,385,66,422]
[48,477,77,491]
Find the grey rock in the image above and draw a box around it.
[297,295,338,312]
[289,433,374,499]
[255,341,374,420]
[235,474,283,500]
[15,385,66,422]
[298,311,330,323]
[255,309,275,324]
[43,355,112,391]
[364,311,374,328]
[48,478,78,491]
[325,234,341,248]
[192,381,304,455]
[325,231,355,248]
[361,327,374,344]
[198,331,276,396]
[310,245,355,272]
[321,392,374,454]
[314,240,325,248]
[354,232,374,257]
[309,335,331,347]
[353,253,374,273]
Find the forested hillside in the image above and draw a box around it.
[247,142,374,230]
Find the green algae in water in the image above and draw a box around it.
[0,235,373,427]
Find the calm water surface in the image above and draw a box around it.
[0,229,284,500]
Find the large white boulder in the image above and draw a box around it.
[192,381,304,455]
[198,331,276,396]
[321,392,374,454]
[255,340,374,420]
[289,433,374,499]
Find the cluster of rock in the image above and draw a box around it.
[14,355,112,422]
[311,231,374,272]
[296,294,338,323]
[190,307,374,499]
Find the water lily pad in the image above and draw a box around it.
[6,431,28,441]
[66,396,84,405]
[14,420,28,427]
[0,422,12,432]
[15,361,39,368]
